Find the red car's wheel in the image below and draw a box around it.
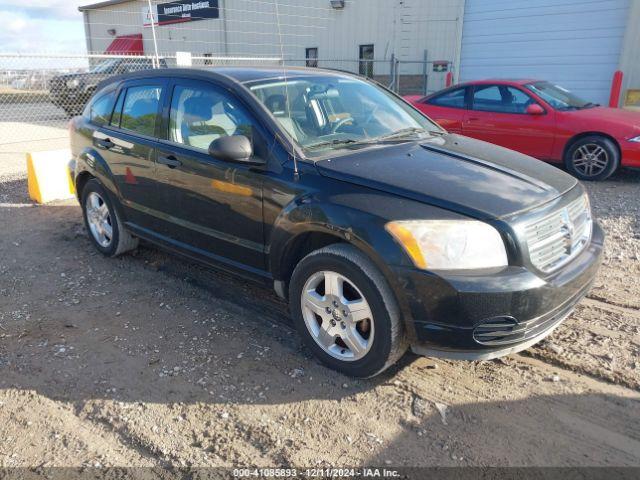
[565,135,619,181]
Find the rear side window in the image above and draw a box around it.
[427,87,467,108]
[110,89,125,127]
[86,91,116,126]
[120,85,162,137]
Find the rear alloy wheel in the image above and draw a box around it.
[289,244,407,378]
[85,192,113,248]
[565,135,619,181]
[81,179,138,257]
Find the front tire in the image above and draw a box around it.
[289,244,407,378]
[564,135,619,181]
[81,179,138,257]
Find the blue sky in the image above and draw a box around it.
[0,1,88,52]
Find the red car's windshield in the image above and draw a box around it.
[525,81,597,111]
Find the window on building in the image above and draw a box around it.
[120,85,162,137]
[168,83,256,151]
[359,44,374,77]
[306,48,318,68]
[427,87,467,109]
[472,85,534,114]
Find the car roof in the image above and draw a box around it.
[461,78,541,86]
[103,66,357,85]
[203,65,354,83]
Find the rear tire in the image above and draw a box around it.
[564,135,619,181]
[289,244,407,378]
[81,179,138,257]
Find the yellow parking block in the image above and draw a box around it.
[26,149,75,204]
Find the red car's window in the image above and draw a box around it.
[427,87,467,109]
[472,85,533,114]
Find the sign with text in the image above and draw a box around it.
[143,1,219,27]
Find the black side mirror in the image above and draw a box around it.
[209,135,262,165]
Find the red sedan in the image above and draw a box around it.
[405,79,640,181]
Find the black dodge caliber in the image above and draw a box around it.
[69,67,604,377]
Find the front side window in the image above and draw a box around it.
[428,87,467,109]
[472,85,534,114]
[169,83,255,151]
[248,75,441,156]
[120,85,161,137]
[87,90,116,126]
[89,59,120,74]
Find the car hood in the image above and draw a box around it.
[315,134,578,219]
[565,106,640,131]
[52,72,109,83]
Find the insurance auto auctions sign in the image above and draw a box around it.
[143,0,219,27]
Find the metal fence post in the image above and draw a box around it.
[147,0,161,68]
[422,49,429,96]
[389,54,396,91]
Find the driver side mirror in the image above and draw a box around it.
[526,104,545,115]
[209,135,263,165]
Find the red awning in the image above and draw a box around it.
[104,34,144,55]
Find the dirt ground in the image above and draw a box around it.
[1,137,639,468]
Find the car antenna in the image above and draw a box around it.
[274,0,299,180]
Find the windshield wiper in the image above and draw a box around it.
[375,127,427,141]
[580,102,599,109]
[305,138,360,150]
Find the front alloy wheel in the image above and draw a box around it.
[565,135,619,181]
[289,244,407,378]
[571,143,609,178]
[301,270,374,361]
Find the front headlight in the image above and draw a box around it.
[628,135,640,143]
[386,220,508,270]
[66,78,80,89]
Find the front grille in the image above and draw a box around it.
[525,195,592,273]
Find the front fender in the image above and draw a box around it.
[266,183,473,343]
[268,194,410,283]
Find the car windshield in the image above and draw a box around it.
[525,81,597,111]
[247,75,442,155]
[90,59,120,74]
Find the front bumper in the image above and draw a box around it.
[393,222,604,360]
[621,142,640,168]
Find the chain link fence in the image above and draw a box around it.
[0,52,451,150]
[0,53,283,147]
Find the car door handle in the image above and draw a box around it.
[158,155,182,168]
[96,138,114,149]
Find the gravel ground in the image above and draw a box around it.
[0,137,639,468]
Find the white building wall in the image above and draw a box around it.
[459,0,630,105]
[83,0,462,65]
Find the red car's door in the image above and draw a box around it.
[463,84,556,160]
[414,86,468,134]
